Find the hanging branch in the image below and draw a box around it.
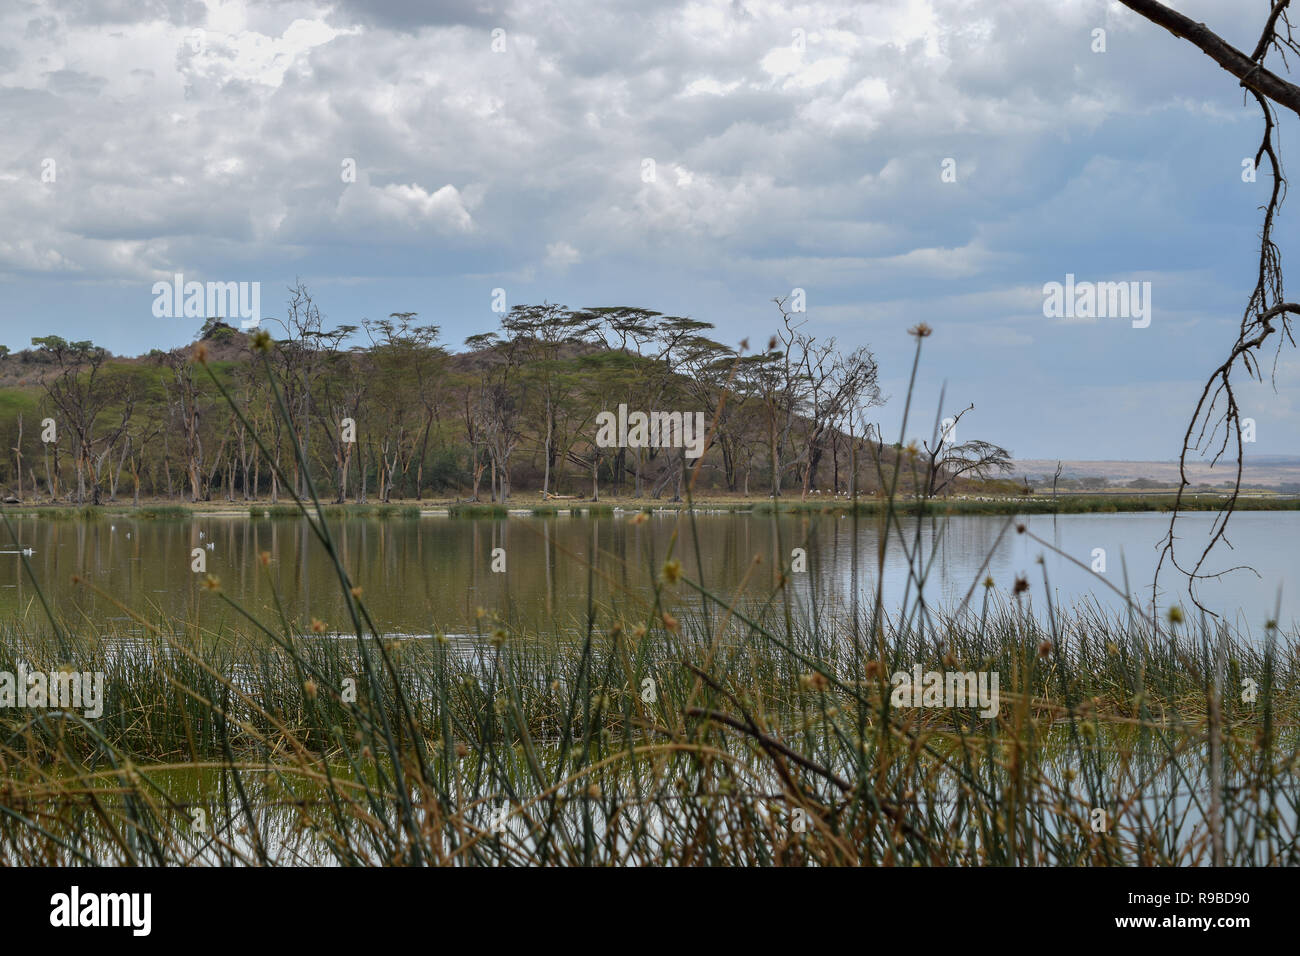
[1119,1,1300,614]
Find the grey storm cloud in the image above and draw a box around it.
[322,0,512,30]
[0,0,1243,275]
[38,0,207,26]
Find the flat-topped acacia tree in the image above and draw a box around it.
[499,302,598,497]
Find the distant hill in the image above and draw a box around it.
[1014,457,1300,491]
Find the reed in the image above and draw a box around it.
[0,335,1294,867]
[448,503,509,518]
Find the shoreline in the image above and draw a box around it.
[0,491,1296,519]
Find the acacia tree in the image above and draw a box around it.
[921,402,1012,497]
[313,334,368,503]
[645,316,717,499]
[228,359,269,501]
[500,303,597,496]
[124,400,166,507]
[576,308,716,496]
[299,320,380,503]
[582,306,664,495]
[162,349,209,501]
[465,332,525,502]
[565,350,637,500]
[677,337,748,492]
[16,294,917,503]
[32,336,135,505]
[453,370,489,500]
[409,329,449,500]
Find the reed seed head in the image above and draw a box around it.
[661,558,682,584]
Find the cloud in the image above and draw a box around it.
[544,240,580,269]
[0,0,1294,456]
[336,180,477,233]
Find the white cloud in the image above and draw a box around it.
[544,240,581,269]
[335,180,476,233]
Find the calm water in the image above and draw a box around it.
[0,511,1293,638]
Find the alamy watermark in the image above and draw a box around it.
[152,273,261,329]
[890,664,999,718]
[0,662,104,718]
[594,404,707,458]
[50,886,150,936]
[1042,273,1151,328]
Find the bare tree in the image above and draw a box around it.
[797,342,883,498]
[749,301,809,497]
[10,415,21,501]
[264,281,347,498]
[32,336,136,505]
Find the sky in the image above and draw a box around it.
[1,0,1297,461]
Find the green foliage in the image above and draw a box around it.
[0,388,40,417]
[449,502,508,517]
[136,505,191,519]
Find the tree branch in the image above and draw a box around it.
[1117,0,1300,116]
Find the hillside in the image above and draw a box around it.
[1015,457,1300,492]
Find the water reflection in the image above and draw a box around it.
[0,511,1291,638]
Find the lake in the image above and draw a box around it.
[0,510,1293,638]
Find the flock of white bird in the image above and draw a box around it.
[3,525,221,557]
